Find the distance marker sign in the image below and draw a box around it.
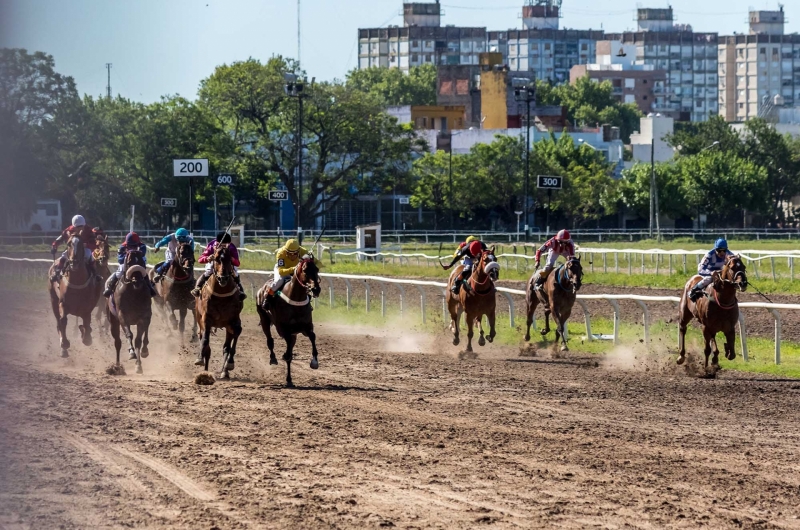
[268,190,288,201]
[161,198,177,207]
[173,159,209,177]
[537,175,562,190]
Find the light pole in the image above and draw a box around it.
[513,79,536,240]
[514,211,523,242]
[284,73,307,243]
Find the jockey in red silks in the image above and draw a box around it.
[49,214,100,283]
[533,229,576,290]
[444,238,489,294]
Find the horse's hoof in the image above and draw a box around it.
[269,356,278,366]
[82,335,92,347]
[194,357,204,366]
[452,337,460,346]
[189,335,199,344]
[62,339,71,349]
[676,355,686,365]
[560,345,569,352]
[135,364,143,375]
[486,336,494,343]
[540,329,548,336]
[128,351,137,361]
[61,349,69,358]
[310,358,319,370]
[524,334,530,342]
[140,349,149,359]
[478,336,486,347]
[225,361,235,371]
[726,352,735,361]
[220,371,230,380]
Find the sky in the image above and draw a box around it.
[1,0,797,103]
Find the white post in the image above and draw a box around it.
[769,308,781,365]
[738,313,748,362]
[129,205,135,232]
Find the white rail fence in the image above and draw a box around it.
[3,256,797,365]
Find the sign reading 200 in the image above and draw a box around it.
[173,159,209,177]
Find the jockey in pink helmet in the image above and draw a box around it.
[533,229,576,290]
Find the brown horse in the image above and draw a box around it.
[48,227,103,357]
[445,248,499,352]
[678,255,748,369]
[525,256,583,351]
[92,234,111,329]
[195,245,243,379]
[107,250,152,374]
[256,257,322,388]
[150,241,197,344]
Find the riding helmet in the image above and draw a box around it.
[125,232,140,246]
[714,238,728,250]
[556,229,571,241]
[285,239,301,252]
[175,227,189,241]
[468,240,483,256]
[216,232,232,244]
[465,235,478,243]
[72,215,86,227]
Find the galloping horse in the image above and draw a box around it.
[107,250,152,374]
[256,256,322,388]
[445,248,500,352]
[92,234,111,329]
[678,255,748,369]
[48,227,103,357]
[150,241,197,344]
[525,256,583,351]
[195,245,243,379]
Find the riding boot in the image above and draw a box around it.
[153,261,167,282]
[50,257,65,283]
[234,275,247,301]
[103,275,119,298]
[688,285,704,302]
[147,278,158,297]
[460,270,472,293]
[450,279,461,294]
[191,274,209,298]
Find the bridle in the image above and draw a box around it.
[469,251,496,295]
[213,246,233,287]
[294,258,321,297]
[716,256,748,293]
[174,241,195,280]
[556,257,583,294]
[65,235,84,273]
[122,250,146,288]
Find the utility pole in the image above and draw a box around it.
[105,63,112,100]
[285,74,306,243]
[297,0,301,65]
[513,79,535,241]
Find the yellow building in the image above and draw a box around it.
[410,105,466,131]
[479,52,509,130]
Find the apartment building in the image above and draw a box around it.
[718,7,800,122]
[606,8,719,122]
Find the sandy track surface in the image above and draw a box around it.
[2,290,800,529]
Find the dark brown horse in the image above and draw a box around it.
[678,255,748,369]
[48,227,103,357]
[107,250,152,374]
[150,241,197,344]
[445,248,499,352]
[256,257,322,388]
[92,234,111,329]
[525,256,583,351]
[195,245,243,379]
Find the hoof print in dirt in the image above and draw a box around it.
[458,350,478,360]
[194,373,216,385]
[105,363,126,376]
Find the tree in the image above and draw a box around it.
[536,75,642,142]
[619,162,687,221]
[409,150,466,230]
[345,65,437,106]
[668,114,743,156]
[462,135,525,222]
[199,57,420,227]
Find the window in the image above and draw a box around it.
[43,203,58,216]
[737,49,744,58]
[581,43,588,51]
[624,78,635,89]
[425,54,432,63]
[760,47,766,55]
[411,54,418,62]
[738,103,744,109]
[643,79,648,84]
[544,43,551,51]
[441,117,448,131]
[643,95,648,100]
[412,40,419,48]
[696,100,703,108]
[439,80,453,95]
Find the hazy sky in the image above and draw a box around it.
[1,0,797,103]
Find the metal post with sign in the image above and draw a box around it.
[537,175,562,234]
[173,159,209,234]
[215,174,235,232]
[161,198,177,231]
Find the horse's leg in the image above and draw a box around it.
[189,307,199,344]
[702,327,713,369]
[710,335,720,368]
[451,304,463,346]
[230,319,241,368]
[133,325,145,374]
[197,321,212,370]
[140,315,151,359]
[477,316,486,347]
[109,313,122,368]
[724,329,736,361]
[257,307,277,365]
[79,310,93,347]
[284,334,297,388]
[308,326,319,370]
[524,291,537,342]
[465,313,475,352]
[50,291,70,355]
[220,328,234,380]
[540,306,552,337]
[677,301,692,365]
[122,322,137,362]
[487,311,496,344]
[178,307,187,345]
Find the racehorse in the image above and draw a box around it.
[150,241,197,344]
[256,256,322,388]
[445,248,500,352]
[678,255,748,369]
[107,249,152,374]
[525,256,583,352]
[92,234,111,330]
[48,227,103,357]
[195,244,243,379]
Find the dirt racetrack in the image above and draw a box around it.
[2,289,800,529]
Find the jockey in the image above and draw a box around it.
[103,232,156,297]
[49,215,100,283]
[152,228,195,282]
[689,238,735,302]
[445,239,487,294]
[533,229,576,290]
[190,232,246,300]
[261,238,322,310]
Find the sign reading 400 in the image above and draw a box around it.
[173,159,209,177]
[537,175,563,190]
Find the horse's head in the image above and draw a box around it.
[481,246,500,281]
[213,244,234,287]
[176,241,195,276]
[66,230,86,271]
[92,235,110,266]
[565,255,583,294]
[124,250,147,288]
[296,255,321,298]
[719,254,748,293]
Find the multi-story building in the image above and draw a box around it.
[570,41,667,115]
[718,7,800,122]
[606,8,719,122]
[489,0,603,84]
[358,2,486,71]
